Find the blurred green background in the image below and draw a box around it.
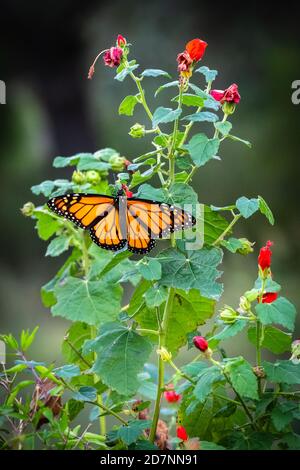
[0,0,299,364]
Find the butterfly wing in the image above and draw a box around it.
[126,198,195,254]
[48,193,127,252]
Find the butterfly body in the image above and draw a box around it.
[47,193,195,254]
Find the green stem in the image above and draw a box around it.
[130,72,153,121]
[90,326,106,435]
[212,213,242,246]
[168,85,183,187]
[149,288,175,443]
[256,277,266,395]
[168,360,196,384]
[81,231,90,276]
[137,328,159,336]
[85,400,127,426]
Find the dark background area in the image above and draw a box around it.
[0,0,299,360]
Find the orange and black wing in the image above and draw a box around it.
[126,199,195,254]
[47,193,127,252]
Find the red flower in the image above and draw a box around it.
[193,336,208,352]
[177,51,193,73]
[117,34,127,48]
[211,83,241,104]
[258,240,273,270]
[261,292,278,303]
[103,47,123,67]
[164,385,181,403]
[185,38,207,62]
[176,425,188,441]
[121,183,133,198]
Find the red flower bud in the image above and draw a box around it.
[121,183,133,198]
[185,38,207,62]
[258,240,273,270]
[164,385,181,403]
[261,292,278,303]
[117,34,127,48]
[176,425,188,441]
[193,336,208,352]
[103,47,123,68]
[211,83,241,104]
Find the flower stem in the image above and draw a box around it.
[149,288,175,442]
[90,325,106,436]
[256,277,266,395]
[212,213,242,246]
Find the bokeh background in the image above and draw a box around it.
[1,0,300,365]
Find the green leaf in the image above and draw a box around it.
[188,83,210,98]
[200,441,226,450]
[258,195,275,225]
[31,179,73,198]
[166,182,198,206]
[226,357,258,400]
[45,235,70,257]
[73,386,97,402]
[185,133,220,167]
[236,196,259,218]
[254,276,281,293]
[248,326,292,354]
[255,297,297,331]
[53,153,89,168]
[157,247,223,300]
[52,277,122,325]
[182,361,209,378]
[221,237,244,253]
[20,327,39,352]
[263,360,300,384]
[114,64,139,82]
[180,393,214,438]
[203,206,230,246]
[271,402,300,431]
[62,322,92,366]
[112,420,151,445]
[173,93,204,107]
[233,431,273,450]
[132,283,215,354]
[183,112,218,122]
[67,399,85,421]
[35,212,59,241]
[138,258,161,281]
[85,322,152,395]
[227,134,252,148]
[54,364,80,379]
[118,95,139,116]
[214,121,232,136]
[212,320,247,342]
[193,366,224,402]
[195,66,218,83]
[141,69,171,79]
[135,183,165,201]
[77,156,111,171]
[152,107,182,128]
[154,80,179,97]
[144,285,168,308]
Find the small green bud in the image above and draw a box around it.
[129,123,145,139]
[236,238,255,256]
[117,172,130,183]
[72,170,86,184]
[21,201,35,217]
[85,170,101,184]
[109,155,126,172]
[239,295,251,312]
[222,102,236,115]
[244,289,260,302]
[219,306,238,323]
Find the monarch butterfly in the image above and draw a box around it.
[47,192,196,254]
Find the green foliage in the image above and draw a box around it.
[84,323,152,395]
[12,36,299,451]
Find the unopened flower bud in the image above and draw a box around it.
[85,170,101,184]
[176,425,188,441]
[72,170,86,185]
[291,339,300,364]
[129,123,145,139]
[219,306,238,323]
[236,238,254,255]
[239,296,251,312]
[157,347,172,362]
[193,336,208,352]
[109,155,126,172]
[244,289,260,303]
[21,201,35,217]
[117,34,127,48]
[253,366,265,378]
